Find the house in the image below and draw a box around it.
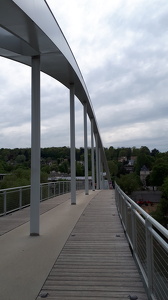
[118,156,127,163]
[0,174,8,181]
[140,165,150,186]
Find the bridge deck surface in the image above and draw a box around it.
[37,190,148,300]
[0,190,148,300]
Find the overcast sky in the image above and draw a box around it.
[0,0,168,152]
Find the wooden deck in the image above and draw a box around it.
[37,190,148,300]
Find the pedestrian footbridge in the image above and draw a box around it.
[0,2,167,300]
[0,186,167,300]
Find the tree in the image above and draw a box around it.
[76,162,84,176]
[150,161,168,187]
[135,153,154,175]
[131,147,140,156]
[116,173,141,195]
[140,146,150,156]
[59,160,69,174]
[0,160,6,173]
[151,177,168,227]
[118,148,127,158]
[0,168,31,188]
[108,160,118,178]
[16,154,26,164]
[151,148,160,157]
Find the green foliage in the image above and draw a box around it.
[150,158,168,187]
[151,148,160,157]
[116,173,141,195]
[0,160,6,173]
[108,160,118,177]
[135,153,154,175]
[16,154,26,164]
[76,162,84,176]
[139,146,150,156]
[40,171,48,183]
[0,168,31,189]
[59,160,69,173]
[0,145,165,191]
[151,177,168,227]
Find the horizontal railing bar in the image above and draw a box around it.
[115,182,168,300]
[0,181,85,216]
[116,184,168,239]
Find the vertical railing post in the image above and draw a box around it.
[99,149,103,189]
[146,218,153,300]
[95,133,99,189]
[131,204,136,254]
[91,118,95,191]
[30,55,41,236]
[19,187,22,209]
[4,190,6,215]
[123,199,127,231]
[54,182,55,197]
[48,183,50,199]
[83,102,89,195]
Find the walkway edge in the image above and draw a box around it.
[0,190,100,300]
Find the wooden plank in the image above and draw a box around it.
[37,190,148,300]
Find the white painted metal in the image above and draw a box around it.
[115,183,168,300]
[91,119,95,191]
[0,181,85,216]
[99,148,103,189]
[70,84,76,204]
[0,0,111,184]
[30,55,41,236]
[0,0,112,236]
[95,133,99,189]
[83,103,89,195]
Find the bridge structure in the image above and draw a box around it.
[0,2,167,300]
[0,185,167,300]
[0,0,111,236]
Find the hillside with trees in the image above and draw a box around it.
[0,145,168,227]
[105,145,168,227]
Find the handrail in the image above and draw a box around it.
[116,184,168,240]
[0,181,86,216]
[115,183,168,300]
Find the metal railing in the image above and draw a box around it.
[0,181,85,216]
[115,183,168,300]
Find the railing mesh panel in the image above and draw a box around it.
[6,190,20,212]
[136,215,147,276]
[153,236,168,300]
[22,188,30,206]
[0,193,4,214]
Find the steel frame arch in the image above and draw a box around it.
[0,0,111,233]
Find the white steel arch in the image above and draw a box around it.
[0,0,111,234]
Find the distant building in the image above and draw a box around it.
[140,165,150,186]
[118,156,127,163]
[124,165,134,173]
[0,174,9,181]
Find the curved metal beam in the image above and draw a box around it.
[0,0,110,182]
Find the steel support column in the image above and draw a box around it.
[70,84,76,204]
[95,133,100,189]
[30,55,41,236]
[99,148,103,189]
[83,102,89,195]
[91,119,95,191]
